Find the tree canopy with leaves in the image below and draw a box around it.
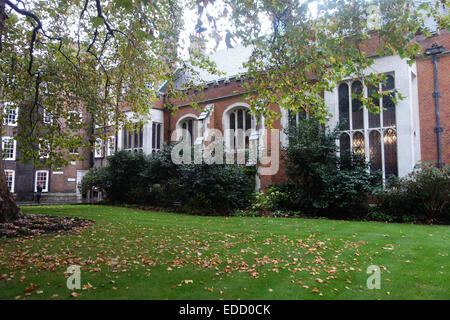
[0,0,217,222]
[200,0,448,124]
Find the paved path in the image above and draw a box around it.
[18,199,100,206]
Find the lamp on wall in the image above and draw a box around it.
[424,43,446,168]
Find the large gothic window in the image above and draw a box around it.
[338,75,398,180]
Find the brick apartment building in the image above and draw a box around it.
[3,28,449,201]
[2,106,92,202]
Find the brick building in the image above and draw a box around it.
[3,29,449,200]
[2,106,92,203]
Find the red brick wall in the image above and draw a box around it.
[167,80,287,189]
[416,32,450,165]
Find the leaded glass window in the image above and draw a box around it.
[337,75,398,180]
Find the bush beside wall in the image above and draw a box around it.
[80,125,449,224]
[374,164,449,224]
[271,118,381,219]
[80,147,254,214]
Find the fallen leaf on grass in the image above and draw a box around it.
[24,284,38,292]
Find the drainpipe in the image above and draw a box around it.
[425,43,446,168]
[164,95,172,144]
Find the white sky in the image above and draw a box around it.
[180,0,319,58]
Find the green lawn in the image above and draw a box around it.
[0,205,448,300]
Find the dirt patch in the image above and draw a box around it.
[0,214,94,238]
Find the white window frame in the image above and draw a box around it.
[107,136,116,156]
[39,140,50,159]
[2,136,16,161]
[94,138,103,158]
[68,110,83,126]
[3,103,18,126]
[4,169,15,193]
[107,111,115,127]
[144,82,153,90]
[35,170,49,192]
[43,109,53,124]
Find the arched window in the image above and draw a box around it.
[226,106,254,150]
[338,83,350,130]
[177,116,198,147]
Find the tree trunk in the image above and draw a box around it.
[0,1,23,222]
[0,96,23,222]
[0,155,23,223]
[0,144,23,223]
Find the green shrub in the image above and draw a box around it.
[272,117,381,218]
[143,145,180,185]
[106,150,152,203]
[366,208,395,222]
[80,145,255,213]
[78,166,110,197]
[79,150,152,203]
[375,163,449,224]
[178,163,254,213]
[251,191,272,211]
[270,210,301,218]
[234,209,260,217]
